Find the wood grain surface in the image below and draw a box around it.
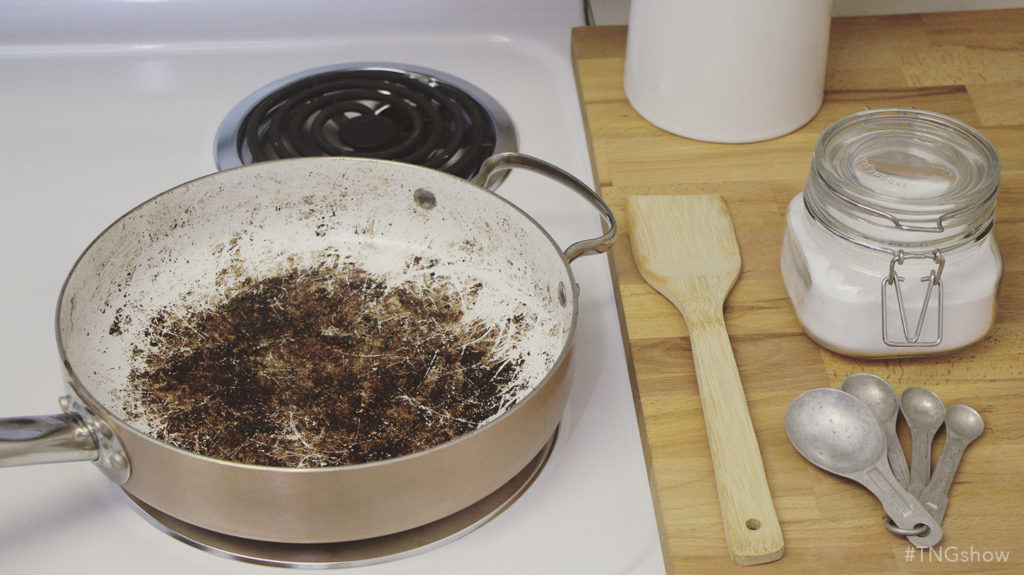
[571,9,1024,574]
[629,195,783,566]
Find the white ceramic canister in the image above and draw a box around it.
[624,0,833,143]
[781,108,1002,357]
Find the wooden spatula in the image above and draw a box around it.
[628,194,784,566]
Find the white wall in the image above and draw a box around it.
[833,0,1024,16]
[589,0,1024,25]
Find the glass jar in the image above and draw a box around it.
[781,108,1002,357]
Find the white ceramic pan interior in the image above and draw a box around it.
[58,157,574,446]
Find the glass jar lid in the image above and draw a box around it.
[805,108,1000,253]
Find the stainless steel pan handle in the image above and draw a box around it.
[0,413,97,467]
[0,393,130,483]
[472,152,618,263]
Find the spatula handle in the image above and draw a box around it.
[684,302,784,565]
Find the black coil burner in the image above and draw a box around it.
[215,64,516,180]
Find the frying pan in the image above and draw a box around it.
[0,152,615,543]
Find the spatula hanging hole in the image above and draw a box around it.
[746,518,762,531]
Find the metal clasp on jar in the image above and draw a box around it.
[881,250,945,347]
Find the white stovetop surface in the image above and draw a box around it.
[0,2,663,573]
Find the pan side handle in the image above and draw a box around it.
[472,152,618,263]
[0,413,98,467]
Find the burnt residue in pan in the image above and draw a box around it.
[117,260,528,467]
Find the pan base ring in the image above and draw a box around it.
[122,429,556,569]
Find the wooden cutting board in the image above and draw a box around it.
[571,9,1024,575]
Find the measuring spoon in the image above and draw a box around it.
[840,374,910,489]
[900,387,946,498]
[785,388,942,548]
[918,404,984,523]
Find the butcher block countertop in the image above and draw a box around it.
[571,9,1024,575]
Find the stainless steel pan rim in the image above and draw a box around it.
[54,155,586,475]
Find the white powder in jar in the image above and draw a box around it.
[781,194,1001,357]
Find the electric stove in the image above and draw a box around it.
[0,1,665,573]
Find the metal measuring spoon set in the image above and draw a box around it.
[785,374,984,548]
